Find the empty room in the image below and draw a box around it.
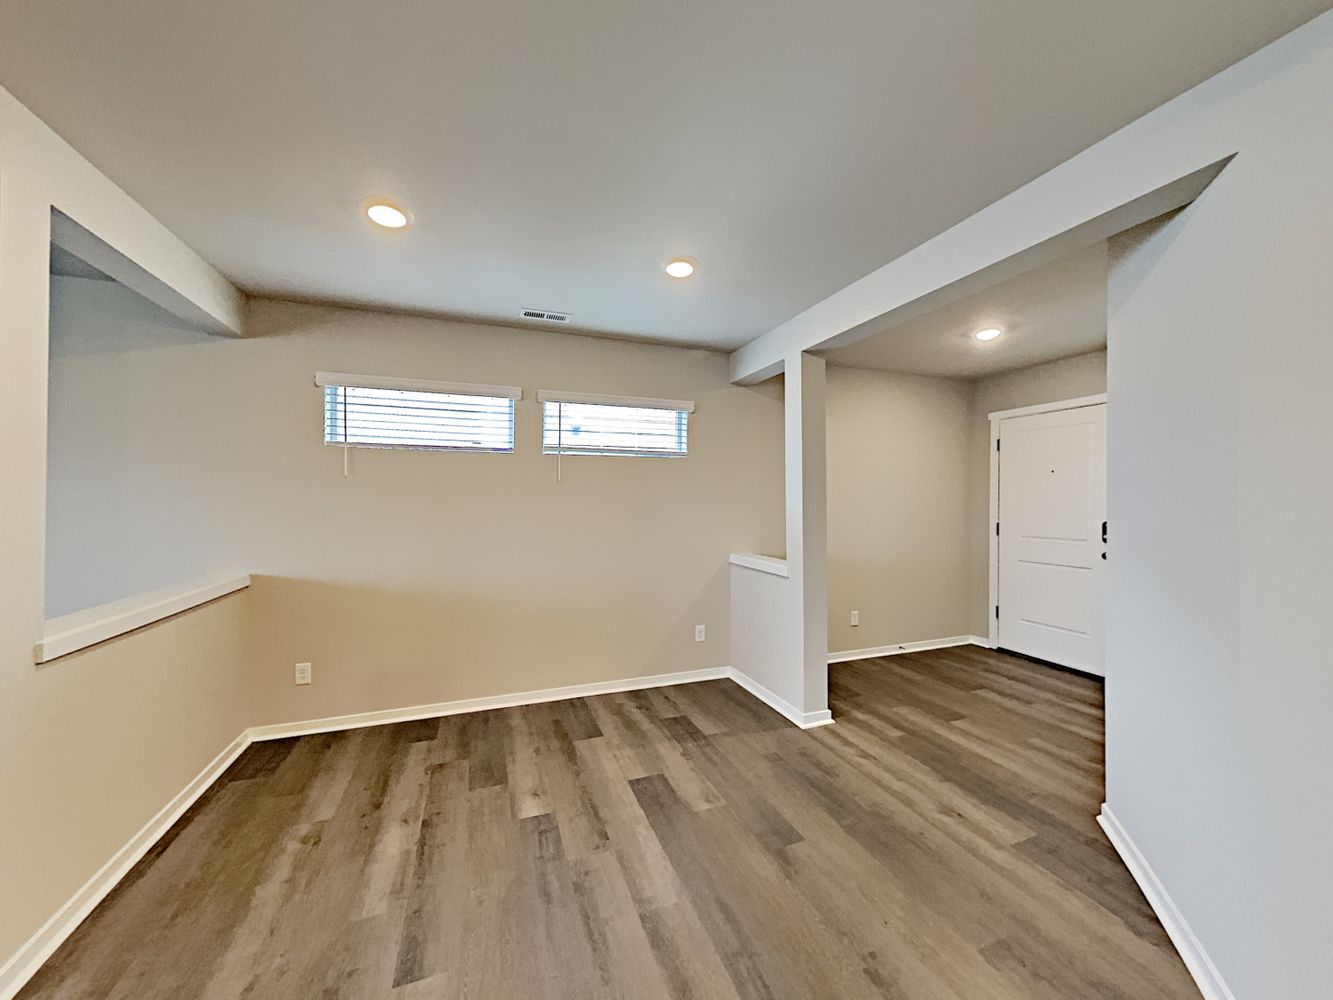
[2,3,1330,999]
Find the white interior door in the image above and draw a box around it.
[997,403,1107,675]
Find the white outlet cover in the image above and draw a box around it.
[694,625,706,642]
[295,662,312,685]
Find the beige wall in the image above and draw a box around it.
[824,355,1106,654]
[0,82,248,973]
[46,285,786,727]
[49,279,1094,693]
[1,594,253,969]
[966,350,1107,634]
[826,365,974,653]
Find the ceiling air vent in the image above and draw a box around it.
[520,308,572,324]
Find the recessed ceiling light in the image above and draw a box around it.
[364,200,411,230]
[664,257,698,279]
[975,327,1002,341]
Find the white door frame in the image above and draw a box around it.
[987,393,1108,650]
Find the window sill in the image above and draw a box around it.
[36,574,251,664]
[728,553,790,578]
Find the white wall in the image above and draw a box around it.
[967,351,1108,634]
[1105,28,1333,994]
[730,564,805,711]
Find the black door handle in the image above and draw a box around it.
[1102,520,1108,544]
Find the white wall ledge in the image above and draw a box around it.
[36,574,251,664]
[728,553,790,578]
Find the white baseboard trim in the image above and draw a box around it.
[0,732,253,1000]
[247,665,732,741]
[727,668,834,729]
[827,634,989,664]
[1098,804,1235,1000]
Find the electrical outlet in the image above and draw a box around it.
[694,624,706,642]
[850,610,860,626]
[294,662,312,685]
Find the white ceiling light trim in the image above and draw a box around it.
[663,257,698,279]
[975,327,1003,341]
[363,200,412,230]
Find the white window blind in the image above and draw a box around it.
[538,391,692,458]
[316,372,519,453]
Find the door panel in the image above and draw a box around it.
[998,403,1106,674]
[1017,423,1096,541]
[1015,560,1094,634]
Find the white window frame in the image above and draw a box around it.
[537,389,694,460]
[315,371,522,462]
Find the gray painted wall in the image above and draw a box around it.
[1105,28,1333,996]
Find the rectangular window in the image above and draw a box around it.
[316,372,520,453]
[539,391,693,457]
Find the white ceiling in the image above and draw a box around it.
[2,1,1327,350]
[825,241,1108,379]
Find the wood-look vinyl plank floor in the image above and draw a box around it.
[18,647,1200,999]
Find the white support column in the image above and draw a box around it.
[784,352,830,721]
[728,351,831,728]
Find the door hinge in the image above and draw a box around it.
[995,605,1000,620]
[995,521,1000,536]
[996,437,1001,452]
